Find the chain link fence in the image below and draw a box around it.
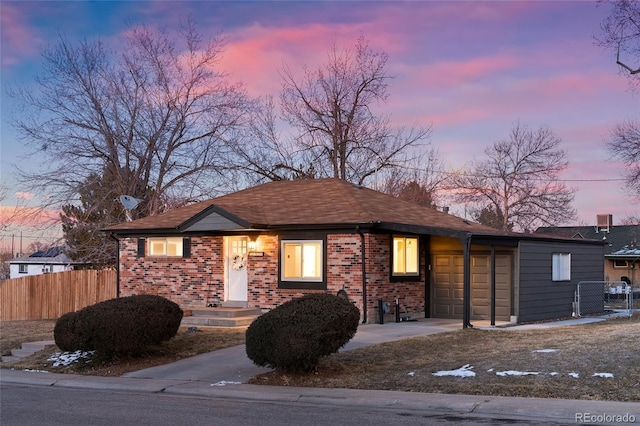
[575,281,634,318]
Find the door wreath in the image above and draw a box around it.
[231,254,247,270]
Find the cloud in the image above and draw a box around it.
[0,3,42,67]
[15,192,34,201]
[0,205,60,227]
[220,22,380,96]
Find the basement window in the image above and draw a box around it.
[552,253,571,281]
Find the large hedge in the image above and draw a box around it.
[54,294,183,358]
[245,293,360,372]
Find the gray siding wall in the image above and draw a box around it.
[517,241,604,323]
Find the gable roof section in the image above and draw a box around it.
[105,179,602,245]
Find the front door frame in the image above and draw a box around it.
[224,236,249,303]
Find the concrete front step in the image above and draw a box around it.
[181,315,258,328]
[1,340,55,363]
[190,307,262,318]
[182,307,262,328]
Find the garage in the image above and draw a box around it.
[432,253,512,321]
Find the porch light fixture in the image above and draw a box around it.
[247,236,264,256]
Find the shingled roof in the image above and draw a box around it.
[105,179,601,245]
[535,222,640,255]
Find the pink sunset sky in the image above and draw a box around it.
[1,1,638,249]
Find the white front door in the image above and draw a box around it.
[225,236,248,302]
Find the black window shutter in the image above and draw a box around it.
[137,238,145,258]
[183,238,191,258]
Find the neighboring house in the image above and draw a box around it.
[106,179,605,326]
[9,246,77,279]
[536,215,640,285]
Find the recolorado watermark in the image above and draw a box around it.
[575,412,636,423]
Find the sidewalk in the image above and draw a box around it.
[3,314,639,423]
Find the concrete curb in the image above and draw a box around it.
[3,369,640,423]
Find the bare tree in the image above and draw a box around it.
[379,148,446,207]
[620,213,640,225]
[9,18,250,218]
[228,96,316,184]
[597,2,640,197]
[273,35,432,186]
[598,0,640,83]
[450,122,577,232]
[607,120,640,197]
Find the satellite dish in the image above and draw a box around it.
[119,195,143,221]
[119,195,142,211]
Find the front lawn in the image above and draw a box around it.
[2,316,639,401]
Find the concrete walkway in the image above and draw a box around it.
[122,318,465,382]
[120,315,610,383]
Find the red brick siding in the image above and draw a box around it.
[363,234,426,322]
[118,232,426,323]
[118,236,224,308]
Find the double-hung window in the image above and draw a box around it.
[552,253,571,281]
[281,240,323,282]
[392,236,419,277]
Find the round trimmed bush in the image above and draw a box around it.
[245,293,360,372]
[54,295,183,358]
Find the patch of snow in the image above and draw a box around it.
[569,372,579,378]
[47,350,95,367]
[432,364,476,378]
[407,371,415,377]
[549,372,559,376]
[487,368,494,372]
[211,381,242,386]
[532,349,558,353]
[592,373,614,378]
[496,370,540,376]
[22,369,50,373]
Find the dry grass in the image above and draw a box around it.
[248,316,640,402]
[2,316,640,401]
[0,320,57,356]
[0,321,245,377]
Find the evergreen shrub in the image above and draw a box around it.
[54,294,183,358]
[245,293,360,372]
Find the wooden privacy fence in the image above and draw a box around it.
[0,269,117,321]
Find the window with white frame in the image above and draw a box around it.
[552,253,571,281]
[148,237,183,257]
[18,264,27,274]
[392,236,419,276]
[281,240,322,281]
[613,259,629,268]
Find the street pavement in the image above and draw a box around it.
[2,314,640,424]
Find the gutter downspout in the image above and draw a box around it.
[357,226,367,324]
[109,233,120,298]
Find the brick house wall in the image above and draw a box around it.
[118,236,224,308]
[118,232,427,323]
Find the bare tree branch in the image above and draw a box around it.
[449,122,577,231]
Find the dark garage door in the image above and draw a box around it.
[432,254,511,321]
